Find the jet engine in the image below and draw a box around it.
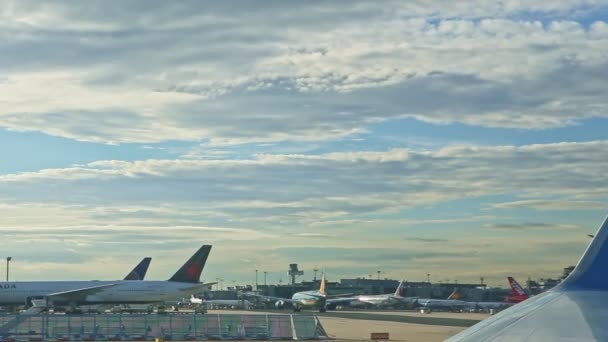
[25,296,46,308]
[275,300,285,309]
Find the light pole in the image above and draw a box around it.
[313,269,319,281]
[263,271,267,286]
[427,273,430,283]
[6,257,11,282]
[377,270,381,280]
[255,269,258,290]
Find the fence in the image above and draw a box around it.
[0,313,329,341]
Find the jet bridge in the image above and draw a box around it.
[0,313,329,341]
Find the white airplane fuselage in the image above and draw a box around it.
[292,290,326,310]
[0,281,204,306]
[417,298,466,310]
[356,294,393,305]
[356,294,417,305]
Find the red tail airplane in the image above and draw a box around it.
[505,276,529,303]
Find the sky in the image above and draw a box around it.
[0,0,607,288]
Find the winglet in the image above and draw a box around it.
[168,245,212,283]
[560,215,608,291]
[124,257,152,280]
[319,273,327,295]
[394,279,406,297]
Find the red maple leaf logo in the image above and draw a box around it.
[185,263,200,278]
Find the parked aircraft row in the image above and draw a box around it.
[242,276,528,312]
[416,276,530,313]
[0,241,549,319]
[242,277,415,312]
[0,245,212,313]
[242,275,530,313]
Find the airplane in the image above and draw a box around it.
[415,288,467,312]
[76,257,152,313]
[447,215,608,341]
[243,274,347,312]
[459,277,528,313]
[123,257,152,280]
[0,245,212,312]
[465,300,513,313]
[2,257,153,313]
[326,279,418,308]
[505,276,530,303]
[187,295,253,309]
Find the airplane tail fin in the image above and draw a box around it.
[560,216,608,291]
[168,245,212,283]
[507,276,527,296]
[394,279,406,297]
[319,273,327,295]
[124,257,152,280]
[447,288,463,300]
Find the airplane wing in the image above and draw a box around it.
[327,293,355,298]
[46,283,119,302]
[326,296,360,305]
[240,293,298,303]
[448,215,608,341]
[179,283,212,292]
[419,299,465,308]
[394,295,419,302]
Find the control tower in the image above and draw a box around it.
[288,264,304,284]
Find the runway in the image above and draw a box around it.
[318,310,483,327]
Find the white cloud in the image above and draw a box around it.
[1,141,606,223]
[492,199,606,210]
[0,2,606,144]
[1,1,607,283]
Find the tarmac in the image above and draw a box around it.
[211,309,489,341]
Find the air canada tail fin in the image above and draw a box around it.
[560,216,608,291]
[168,245,212,283]
[507,276,527,296]
[124,257,152,280]
[319,274,327,295]
[394,279,406,297]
